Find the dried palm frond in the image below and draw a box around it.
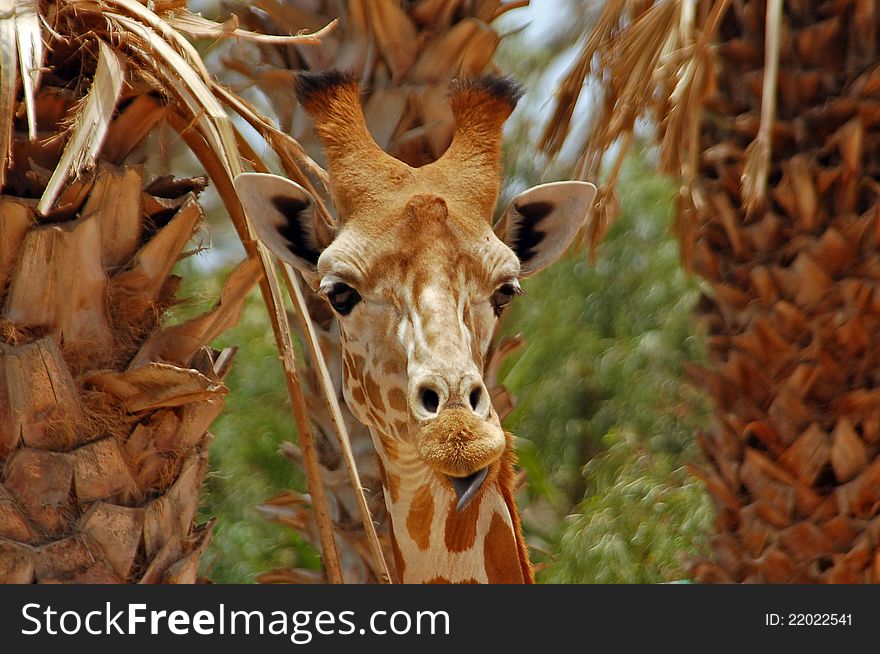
[0,0,45,185]
[540,0,728,259]
[39,41,125,215]
[0,0,346,583]
[739,0,781,215]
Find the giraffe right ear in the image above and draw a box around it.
[495,181,597,277]
[234,172,329,273]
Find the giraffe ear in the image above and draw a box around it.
[495,181,597,276]
[234,172,329,273]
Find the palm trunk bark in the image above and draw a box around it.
[688,0,880,583]
[0,4,259,583]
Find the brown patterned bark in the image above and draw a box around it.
[689,0,880,583]
[0,13,259,583]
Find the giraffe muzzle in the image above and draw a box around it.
[447,467,489,512]
[414,406,505,480]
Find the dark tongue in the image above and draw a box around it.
[447,467,489,512]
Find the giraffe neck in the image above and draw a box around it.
[371,427,533,584]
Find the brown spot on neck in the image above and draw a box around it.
[350,384,366,407]
[444,490,481,553]
[483,511,525,584]
[498,440,534,583]
[406,485,434,551]
[388,520,405,584]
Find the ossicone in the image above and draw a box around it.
[425,74,526,219]
[292,69,408,219]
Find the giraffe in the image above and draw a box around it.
[235,71,596,583]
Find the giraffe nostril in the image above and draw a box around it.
[468,385,482,411]
[419,386,440,414]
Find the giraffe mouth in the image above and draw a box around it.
[446,467,489,512]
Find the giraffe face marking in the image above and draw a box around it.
[350,384,365,407]
[364,374,385,412]
[387,386,407,413]
[317,194,519,482]
[237,172,595,517]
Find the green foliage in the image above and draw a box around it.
[499,153,712,582]
[544,430,711,583]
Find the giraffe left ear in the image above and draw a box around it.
[495,181,597,276]
[234,172,331,273]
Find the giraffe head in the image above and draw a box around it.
[236,71,595,515]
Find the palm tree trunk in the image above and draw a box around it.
[0,1,260,583]
[688,0,880,583]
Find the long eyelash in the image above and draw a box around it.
[491,281,521,318]
[509,279,526,296]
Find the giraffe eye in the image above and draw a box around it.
[326,282,362,316]
[491,280,523,316]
